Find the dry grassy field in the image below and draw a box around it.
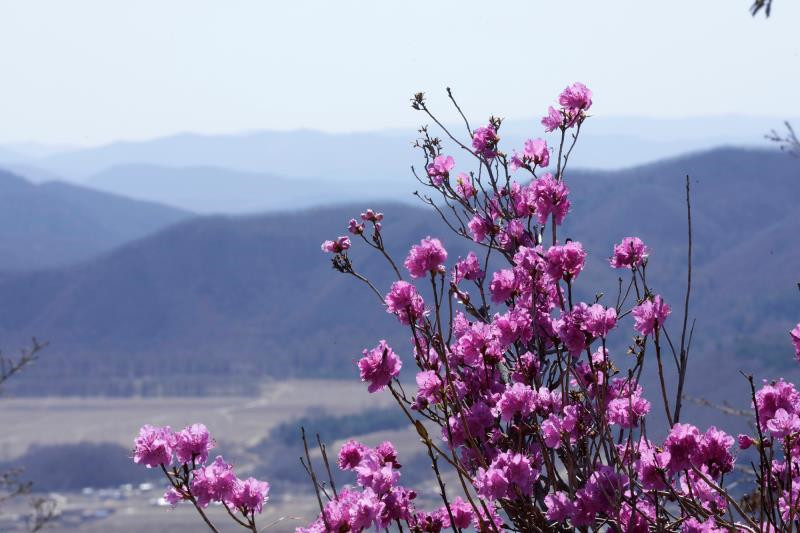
[0,379,451,532]
[0,379,396,459]
[0,487,321,533]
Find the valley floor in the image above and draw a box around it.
[0,379,415,532]
[0,379,393,459]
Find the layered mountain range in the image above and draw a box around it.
[0,147,796,409]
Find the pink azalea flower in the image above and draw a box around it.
[415,370,442,408]
[191,456,236,507]
[545,241,586,281]
[632,295,671,336]
[541,106,562,132]
[375,441,400,468]
[606,380,650,428]
[541,414,563,448]
[472,125,499,159]
[426,155,455,186]
[496,382,536,421]
[133,425,174,468]
[555,304,590,355]
[692,426,734,477]
[664,423,701,475]
[559,82,593,113]
[523,138,550,167]
[489,269,516,303]
[737,434,754,450]
[545,491,575,521]
[635,439,670,490]
[452,251,484,284]
[509,151,524,172]
[230,477,270,514]
[584,304,617,338]
[404,236,448,278]
[476,451,537,500]
[174,423,214,465]
[455,172,476,198]
[767,408,800,438]
[532,173,570,225]
[321,236,351,253]
[468,214,493,242]
[754,379,800,424]
[338,439,368,470]
[163,488,183,506]
[610,236,649,269]
[348,218,365,235]
[511,138,550,171]
[384,281,426,325]
[440,497,473,529]
[682,518,726,533]
[360,209,383,222]
[358,340,402,393]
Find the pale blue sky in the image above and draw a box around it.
[0,1,798,145]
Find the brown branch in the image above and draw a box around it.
[673,174,693,423]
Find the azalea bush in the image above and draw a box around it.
[132,423,270,532]
[134,83,800,532]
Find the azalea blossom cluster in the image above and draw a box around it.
[736,376,800,524]
[313,83,800,532]
[132,423,269,533]
[301,436,504,533]
[298,440,421,532]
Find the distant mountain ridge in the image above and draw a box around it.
[85,163,413,214]
[16,129,417,182]
[0,115,790,186]
[0,169,191,271]
[1,147,797,404]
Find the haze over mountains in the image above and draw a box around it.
[84,164,411,214]
[0,115,791,214]
[0,147,797,414]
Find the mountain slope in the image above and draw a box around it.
[0,204,450,395]
[0,169,191,270]
[0,148,798,400]
[562,148,800,399]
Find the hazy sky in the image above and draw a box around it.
[1,1,798,146]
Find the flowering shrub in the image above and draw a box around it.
[136,83,800,532]
[132,424,269,532]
